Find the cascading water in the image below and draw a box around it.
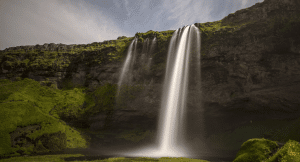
[120,24,201,158]
[117,38,137,96]
[140,38,149,66]
[158,25,192,156]
[146,37,156,70]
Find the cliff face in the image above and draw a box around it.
[1,0,300,156]
[0,31,174,133]
[198,0,300,105]
[190,0,300,154]
[195,0,300,120]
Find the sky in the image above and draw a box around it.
[0,0,264,50]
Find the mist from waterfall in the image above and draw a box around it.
[120,24,201,158]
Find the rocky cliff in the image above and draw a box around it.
[1,0,300,157]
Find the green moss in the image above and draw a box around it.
[90,83,117,113]
[267,140,300,162]
[0,154,84,162]
[65,125,88,148]
[233,138,278,162]
[0,78,88,156]
[53,88,85,120]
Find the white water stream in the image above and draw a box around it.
[119,25,201,157]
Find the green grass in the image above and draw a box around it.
[0,154,84,162]
[0,154,209,162]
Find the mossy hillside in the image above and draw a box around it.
[0,37,134,73]
[0,78,88,157]
[233,138,278,162]
[83,83,117,129]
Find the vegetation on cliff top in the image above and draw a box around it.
[0,36,134,73]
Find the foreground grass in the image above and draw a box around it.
[0,154,209,162]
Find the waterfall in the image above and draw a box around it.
[146,37,156,71]
[117,38,137,96]
[119,25,201,158]
[149,37,156,55]
[158,25,192,155]
[140,38,149,65]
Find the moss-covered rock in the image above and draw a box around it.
[34,131,67,152]
[267,140,300,162]
[233,138,300,162]
[233,138,278,162]
[0,78,88,157]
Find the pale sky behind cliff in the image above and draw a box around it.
[0,0,264,50]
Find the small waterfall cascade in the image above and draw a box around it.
[146,37,156,71]
[120,24,201,158]
[140,38,150,67]
[117,37,157,106]
[117,38,137,96]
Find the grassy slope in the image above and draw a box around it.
[0,78,88,156]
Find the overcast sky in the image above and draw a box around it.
[0,0,264,50]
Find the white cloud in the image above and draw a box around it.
[241,0,248,8]
[162,0,214,29]
[0,0,130,50]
